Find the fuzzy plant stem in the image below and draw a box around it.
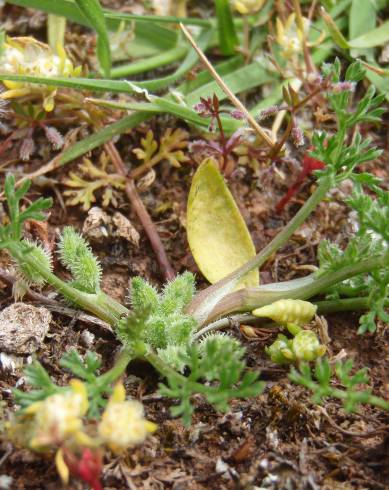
[187,176,332,319]
[96,347,135,387]
[8,243,128,324]
[143,351,185,384]
[206,252,389,321]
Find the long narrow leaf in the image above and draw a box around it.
[7,0,212,27]
[349,0,376,58]
[215,0,239,55]
[75,0,111,76]
[349,21,389,48]
[110,46,188,79]
[6,0,178,55]
[185,61,275,106]
[58,112,150,166]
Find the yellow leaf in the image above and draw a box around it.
[187,158,259,289]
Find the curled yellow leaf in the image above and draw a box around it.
[187,158,259,289]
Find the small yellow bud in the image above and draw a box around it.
[98,383,156,453]
[252,299,317,326]
[232,0,265,15]
[292,330,326,361]
[275,14,309,59]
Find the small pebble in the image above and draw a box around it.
[0,303,51,354]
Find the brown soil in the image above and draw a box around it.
[0,3,388,490]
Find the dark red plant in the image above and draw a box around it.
[275,154,326,213]
[63,447,103,490]
[192,94,245,174]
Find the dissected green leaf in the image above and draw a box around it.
[187,158,259,289]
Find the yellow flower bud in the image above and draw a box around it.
[275,14,310,59]
[98,383,156,453]
[233,0,265,15]
[292,330,326,361]
[252,299,317,326]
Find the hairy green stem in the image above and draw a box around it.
[97,347,134,387]
[315,296,389,314]
[9,243,129,324]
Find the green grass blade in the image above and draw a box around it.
[215,0,239,55]
[86,97,240,133]
[349,21,389,48]
[177,55,244,95]
[185,61,275,106]
[6,0,178,54]
[75,0,111,76]
[349,0,376,58]
[110,46,188,79]
[6,0,212,27]
[57,112,151,166]
[104,11,213,27]
[137,28,214,91]
[0,73,141,93]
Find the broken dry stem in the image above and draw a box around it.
[179,23,275,149]
[104,141,175,281]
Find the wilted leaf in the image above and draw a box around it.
[132,128,189,178]
[187,158,259,289]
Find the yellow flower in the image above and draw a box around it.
[275,14,324,60]
[25,379,88,449]
[233,0,265,15]
[98,383,156,454]
[0,36,81,111]
[275,14,308,59]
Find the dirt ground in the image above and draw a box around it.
[0,2,388,489]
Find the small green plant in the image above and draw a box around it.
[1,61,388,490]
[2,173,263,430]
[289,358,389,412]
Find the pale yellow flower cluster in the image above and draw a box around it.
[24,379,89,449]
[275,14,324,60]
[98,383,157,454]
[22,380,156,453]
[0,36,81,111]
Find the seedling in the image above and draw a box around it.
[0,63,385,443]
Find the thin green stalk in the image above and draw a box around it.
[193,296,389,340]
[97,347,134,386]
[9,243,128,324]
[110,46,188,79]
[207,252,389,320]
[315,296,389,314]
[143,351,185,383]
